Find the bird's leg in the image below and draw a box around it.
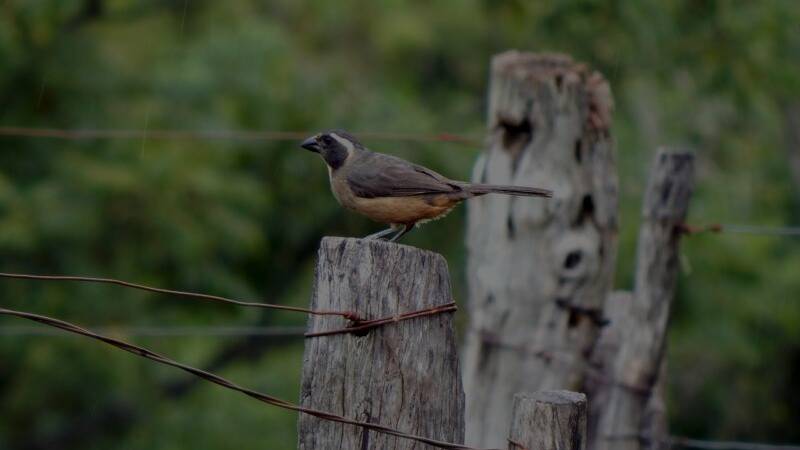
[388,223,414,242]
[363,227,397,240]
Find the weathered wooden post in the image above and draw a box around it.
[298,237,464,449]
[462,51,617,447]
[589,149,694,450]
[508,390,588,450]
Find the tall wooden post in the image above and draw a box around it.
[462,51,618,447]
[589,149,694,450]
[298,237,464,450]
[508,390,588,450]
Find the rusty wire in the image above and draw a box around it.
[0,126,481,146]
[0,272,459,337]
[2,275,798,449]
[0,324,307,337]
[0,272,361,321]
[0,306,495,450]
[678,223,800,238]
[304,301,458,338]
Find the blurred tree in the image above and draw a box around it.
[0,1,798,449]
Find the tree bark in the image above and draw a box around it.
[590,149,694,450]
[507,390,587,450]
[298,237,464,450]
[462,50,617,448]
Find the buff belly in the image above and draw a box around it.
[329,174,460,225]
[347,195,456,224]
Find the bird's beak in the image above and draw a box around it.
[300,136,321,153]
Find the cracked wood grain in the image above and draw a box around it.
[589,149,694,450]
[463,51,618,448]
[508,390,587,450]
[298,237,464,450]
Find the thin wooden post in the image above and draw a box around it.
[508,390,588,450]
[463,50,618,447]
[298,237,464,450]
[589,149,694,450]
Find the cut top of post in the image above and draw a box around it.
[508,390,588,450]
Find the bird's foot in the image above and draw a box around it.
[363,227,396,240]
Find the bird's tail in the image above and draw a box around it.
[466,183,553,198]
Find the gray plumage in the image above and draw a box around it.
[346,151,551,200]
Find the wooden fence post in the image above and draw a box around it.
[508,390,588,450]
[462,50,618,447]
[589,149,694,450]
[298,237,464,449]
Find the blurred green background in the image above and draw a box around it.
[1,1,799,449]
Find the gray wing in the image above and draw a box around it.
[346,152,463,198]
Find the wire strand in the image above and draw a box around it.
[719,224,800,237]
[0,272,458,337]
[0,306,494,450]
[0,126,481,146]
[0,325,307,337]
[679,223,800,237]
[304,302,458,338]
[0,272,359,320]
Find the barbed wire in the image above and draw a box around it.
[0,306,495,450]
[716,224,800,237]
[305,301,458,338]
[0,272,361,321]
[0,325,307,337]
[679,223,800,237]
[0,126,481,146]
[4,128,800,239]
[2,312,797,450]
[1,285,797,449]
[0,272,458,336]
[5,128,800,237]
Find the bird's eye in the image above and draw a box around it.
[321,135,334,145]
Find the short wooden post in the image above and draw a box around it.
[589,149,694,450]
[463,50,618,447]
[508,390,587,450]
[298,237,464,449]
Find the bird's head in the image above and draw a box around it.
[300,130,363,170]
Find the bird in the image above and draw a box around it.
[300,130,552,242]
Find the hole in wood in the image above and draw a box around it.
[661,180,673,204]
[567,309,580,327]
[574,139,582,162]
[476,337,495,372]
[564,250,582,269]
[500,118,533,150]
[575,194,595,226]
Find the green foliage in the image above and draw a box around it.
[0,1,798,448]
